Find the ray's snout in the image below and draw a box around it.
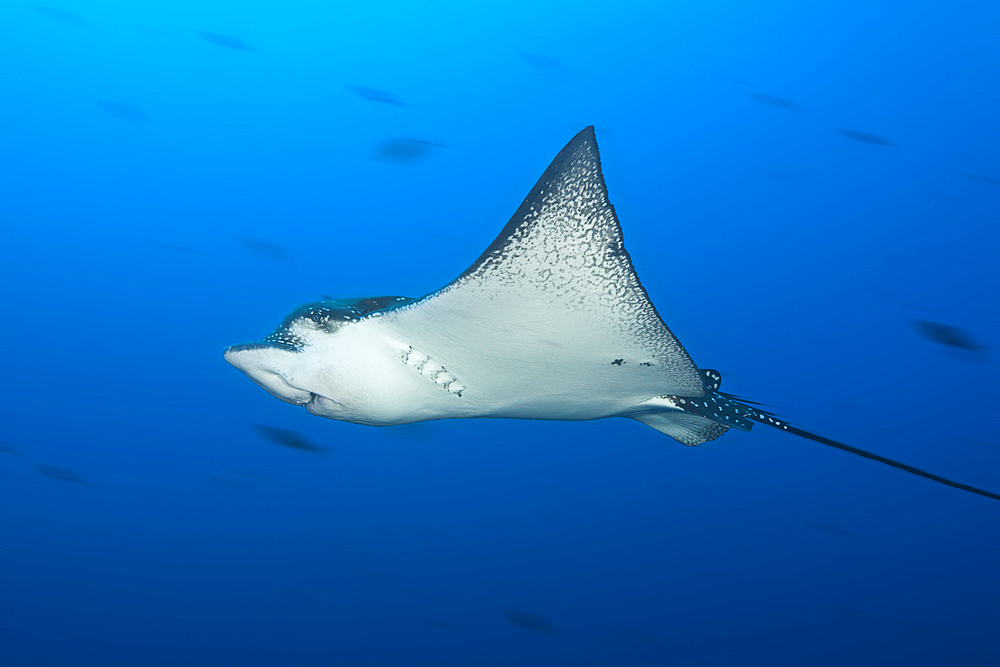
[224,342,313,406]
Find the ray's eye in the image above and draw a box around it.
[306,309,328,324]
[295,305,359,333]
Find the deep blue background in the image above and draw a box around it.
[1,2,998,665]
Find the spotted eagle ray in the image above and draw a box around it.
[226,127,998,502]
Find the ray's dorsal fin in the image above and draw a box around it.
[392,126,705,402]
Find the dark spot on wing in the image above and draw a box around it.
[35,465,90,484]
[414,617,464,631]
[148,240,196,254]
[802,520,854,537]
[252,424,327,453]
[747,92,801,110]
[961,172,1000,187]
[197,31,254,51]
[517,51,572,80]
[912,320,985,353]
[373,138,443,165]
[236,236,295,264]
[836,128,896,146]
[611,359,624,366]
[33,5,85,26]
[96,99,147,122]
[500,608,559,634]
[347,84,405,106]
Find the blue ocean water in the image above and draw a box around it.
[1,1,998,665]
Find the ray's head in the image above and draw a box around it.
[223,295,414,413]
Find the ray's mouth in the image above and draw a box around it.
[224,343,316,406]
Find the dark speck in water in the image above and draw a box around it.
[373,138,443,166]
[747,93,801,110]
[347,85,405,106]
[912,320,986,354]
[198,31,254,51]
[236,236,295,264]
[253,424,327,453]
[500,608,559,634]
[97,99,147,122]
[36,465,90,484]
[836,128,896,146]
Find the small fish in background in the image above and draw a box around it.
[96,99,147,123]
[912,320,987,355]
[0,440,19,454]
[836,128,896,146]
[148,240,196,254]
[802,519,854,538]
[236,236,295,264]
[252,424,327,453]
[346,84,405,106]
[961,172,1000,187]
[500,608,559,634]
[32,5,85,26]
[517,51,573,80]
[747,92,801,110]
[373,138,442,166]
[197,30,254,52]
[35,465,90,485]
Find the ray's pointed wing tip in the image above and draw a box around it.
[570,125,598,149]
